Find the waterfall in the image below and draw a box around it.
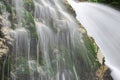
[12,0,24,25]
[68,0,120,80]
[33,0,96,79]
[10,28,30,80]
[0,0,101,80]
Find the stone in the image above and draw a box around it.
[0,16,2,22]
[97,49,104,64]
[0,16,3,28]
[96,65,113,80]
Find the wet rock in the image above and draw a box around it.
[0,16,4,38]
[64,0,76,17]
[0,15,2,20]
[0,16,2,27]
[0,16,12,58]
[0,38,9,58]
[103,68,113,80]
[96,49,113,80]
[96,65,113,80]
[97,49,104,64]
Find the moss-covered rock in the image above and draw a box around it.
[23,0,35,15]
[23,10,37,38]
[0,0,114,80]
[0,19,12,80]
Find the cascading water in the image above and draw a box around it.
[0,0,102,80]
[68,0,120,80]
[9,0,31,79]
[31,0,98,79]
[10,28,30,80]
[12,0,24,25]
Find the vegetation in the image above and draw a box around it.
[0,0,113,80]
[23,10,38,38]
[23,0,35,15]
[90,0,120,8]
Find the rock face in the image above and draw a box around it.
[0,15,12,57]
[0,17,7,57]
[67,0,113,79]
[89,36,113,80]
[0,38,9,57]
[0,0,114,80]
[96,65,113,80]
[0,15,12,80]
[96,46,113,80]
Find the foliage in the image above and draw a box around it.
[22,0,37,38]
[90,0,120,8]
[1,0,12,13]
[23,0,35,15]
[83,35,101,68]
[23,10,38,38]
[0,2,7,14]
[12,57,30,75]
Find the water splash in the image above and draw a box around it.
[68,0,120,80]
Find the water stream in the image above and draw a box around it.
[68,0,120,80]
[7,0,99,80]
[2,0,117,79]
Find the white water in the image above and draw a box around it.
[10,28,30,80]
[34,0,83,79]
[7,0,100,80]
[12,0,24,26]
[68,0,120,80]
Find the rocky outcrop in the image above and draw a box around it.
[0,15,12,57]
[0,14,12,80]
[65,0,113,79]
[0,18,8,57]
[96,48,113,80]
[96,65,113,80]
[0,38,9,57]
[0,0,114,80]
[89,36,113,80]
[64,0,76,17]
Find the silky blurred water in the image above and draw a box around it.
[8,0,99,80]
[68,0,120,80]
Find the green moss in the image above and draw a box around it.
[0,2,6,14]
[23,0,35,15]
[16,57,30,74]
[6,5,12,13]
[23,10,38,38]
[11,23,16,30]
[19,0,37,38]
[83,34,101,68]
[84,37,97,56]
[1,0,12,14]
[0,5,2,14]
